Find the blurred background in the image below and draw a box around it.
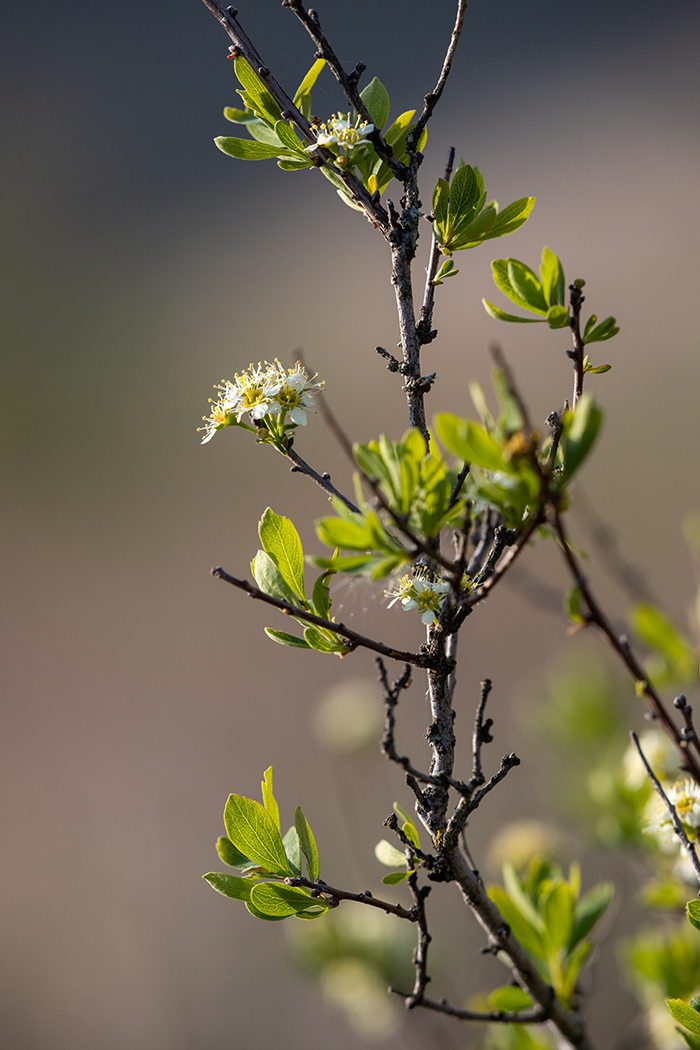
[2,1,699,1047]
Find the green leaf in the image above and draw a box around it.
[203,872,255,901]
[583,316,619,343]
[316,516,371,551]
[261,766,280,832]
[434,414,508,472]
[303,625,346,653]
[311,572,332,620]
[541,881,575,953]
[570,881,614,949]
[486,985,533,1012]
[215,137,284,161]
[488,885,546,962]
[244,897,287,921]
[274,120,307,155]
[667,1000,700,1036]
[216,835,252,869]
[432,178,449,231]
[490,196,536,238]
[224,794,290,876]
[564,586,586,624]
[558,394,603,484]
[447,164,479,222]
[264,628,311,648]
[259,508,306,602]
[688,900,700,932]
[507,259,547,314]
[293,58,326,107]
[629,603,696,677]
[360,77,390,130]
[233,57,282,124]
[375,839,408,867]
[401,821,420,849]
[223,106,258,124]
[382,869,415,885]
[252,550,300,607]
[546,305,570,329]
[491,258,541,313]
[251,881,323,918]
[539,246,565,308]
[483,299,545,324]
[295,806,319,881]
[384,109,415,146]
[679,1030,700,1050]
[432,259,458,285]
[282,825,301,877]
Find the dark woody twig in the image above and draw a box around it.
[388,991,549,1025]
[417,146,456,347]
[568,282,586,408]
[443,753,521,853]
[404,875,432,1007]
[212,568,433,668]
[553,509,700,785]
[286,876,417,920]
[630,731,700,887]
[284,442,360,513]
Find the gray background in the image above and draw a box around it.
[2,1,699,1047]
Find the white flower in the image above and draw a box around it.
[306,112,374,160]
[643,778,700,854]
[385,574,451,626]
[264,363,324,426]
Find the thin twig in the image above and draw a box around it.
[388,991,548,1025]
[630,731,700,887]
[417,146,456,346]
[472,524,519,586]
[378,660,470,794]
[212,568,432,667]
[405,876,432,1007]
[553,509,700,784]
[285,442,360,513]
[407,0,468,156]
[443,753,521,852]
[286,876,417,920]
[568,282,586,408]
[471,679,493,789]
[449,462,470,508]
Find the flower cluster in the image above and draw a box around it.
[385,574,452,626]
[199,361,323,449]
[306,113,374,165]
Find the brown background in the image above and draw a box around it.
[1,1,699,1047]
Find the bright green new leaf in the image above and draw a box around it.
[360,77,390,130]
[564,586,586,625]
[487,985,533,1012]
[311,572,332,620]
[539,246,565,308]
[252,550,300,607]
[502,863,543,932]
[250,882,323,918]
[259,508,306,602]
[282,825,301,877]
[558,394,603,484]
[583,316,619,343]
[274,120,308,156]
[215,137,285,161]
[401,821,420,850]
[384,109,415,146]
[491,258,539,313]
[216,836,253,869]
[432,178,449,229]
[688,900,700,932]
[483,299,545,324]
[569,881,614,948]
[261,766,280,832]
[264,628,311,648]
[244,897,287,921]
[541,881,575,954]
[224,794,290,876]
[435,414,508,472]
[547,305,570,329]
[375,839,408,867]
[629,603,696,681]
[316,516,372,551]
[488,885,546,962]
[203,872,255,901]
[295,806,320,881]
[382,869,416,885]
[491,195,536,237]
[303,626,347,653]
[679,1031,700,1050]
[667,1000,700,1037]
[507,260,547,314]
[223,106,258,124]
[292,58,326,107]
[233,57,282,124]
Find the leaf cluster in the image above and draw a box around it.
[432,163,534,256]
[204,767,326,920]
[251,507,350,653]
[488,859,613,1007]
[374,803,422,884]
[483,247,619,358]
[314,430,465,578]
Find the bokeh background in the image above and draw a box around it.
[2,1,699,1047]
